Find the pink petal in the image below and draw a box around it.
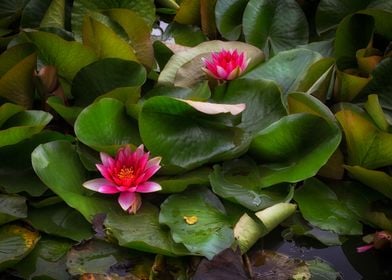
[202,68,221,80]
[227,67,241,80]
[100,152,114,167]
[216,65,228,79]
[118,191,136,211]
[137,181,162,193]
[98,185,120,194]
[83,178,114,192]
[96,164,113,182]
[356,244,374,253]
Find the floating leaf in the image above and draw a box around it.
[294,178,362,235]
[82,15,138,61]
[215,78,287,135]
[315,0,392,34]
[242,48,322,104]
[12,237,72,280]
[335,103,392,169]
[344,165,392,200]
[174,0,200,25]
[0,224,40,271]
[0,110,52,148]
[105,9,154,68]
[71,58,146,106]
[28,204,93,242]
[25,31,97,82]
[0,194,27,226]
[139,96,248,173]
[66,239,153,277]
[0,103,23,127]
[215,0,248,41]
[46,96,83,125]
[74,98,141,154]
[250,113,341,187]
[72,0,155,40]
[243,0,308,56]
[21,0,65,29]
[210,158,294,211]
[159,188,234,259]
[0,44,36,107]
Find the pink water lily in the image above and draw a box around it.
[202,49,250,81]
[83,145,162,214]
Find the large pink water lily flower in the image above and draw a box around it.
[202,49,250,81]
[83,145,162,214]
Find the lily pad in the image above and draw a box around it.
[139,96,248,173]
[0,194,27,226]
[25,31,97,82]
[0,110,52,148]
[21,0,66,29]
[74,98,141,154]
[28,203,93,242]
[72,0,155,40]
[242,0,309,56]
[159,188,234,260]
[294,178,362,235]
[0,224,40,271]
[215,0,248,41]
[335,103,392,169]
[210,158,294,211]
[71,58,146,106]
[242,48,322,104]
[12,236,72,280]
[214,78,287,135]
[250,113,341,187]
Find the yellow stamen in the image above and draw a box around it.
[117,166,135,180]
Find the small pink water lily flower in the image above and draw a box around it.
[356,230,392,253]
[83,145,162,214]
[202,49,250,81]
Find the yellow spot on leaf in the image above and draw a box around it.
[183,215,198,225]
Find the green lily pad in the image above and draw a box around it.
[139,96,248,173]
[82,15,138,61]
[71,58,146,106]
[334,13,374,68]
[0,43,36,107]
[74,98,141,154]
[250,113,341,187]
[242,48,322,105]
[28,203,93,242]
[105,203,189,256]
[344,165,392,200]
[143,82,211,102]
[66,239,154,278]
[210,158,294,211]
[46,96,83,125]
[163,22,207,47]
[335,103,392,169]
[21,0,66,29]
[0,0,29,28]
[364,94,389,131]
[215,0,248,40]
[0,131,70,196]
[0,224,40,271]
[243,0,308,56]
[315,0,392,34]
[0,103,24,127]
[159,188,234,260]
[11,236,72,280]
[156,167,211,193]
[72,0,155,40]
[0,194,27,226]
[105,9,154,68]
[174,0,200,25]
[158,40,264,87]
[294,178,362,235]
[25,31,97,82]
[360,57,392,111]
[0,110,52,148]
[214,78,287,135]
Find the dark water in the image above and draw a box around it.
[262,228,392,280]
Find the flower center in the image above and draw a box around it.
[117,166,135,180]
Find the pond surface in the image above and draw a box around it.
[263,228,392,280]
